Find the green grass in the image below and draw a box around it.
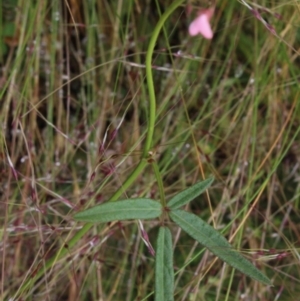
[1,0,300,300]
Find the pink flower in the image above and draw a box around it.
[188,8,214,39]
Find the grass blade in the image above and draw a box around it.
[170,209,272,285]
[74,199,162,223]
[167,177,214,210]
[155,227,174,301]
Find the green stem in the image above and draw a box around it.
[144,0,185,214]
[143,0,185,157]
[16,0,185,297]
[151,160,166,207]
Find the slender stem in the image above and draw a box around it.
[144,0,185,221]
[151,160,166,207]
[143,0,185,157]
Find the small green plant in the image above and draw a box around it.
[73,0,272,298]
[74,177,271,301]
[13,1,278,299]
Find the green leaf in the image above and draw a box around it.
[169,210,272,285]
[155,227,174,301]
[74,199,162,223]
[167,177,214,210]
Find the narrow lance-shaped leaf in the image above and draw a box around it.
[170,210,272,285]
[155,227,174,301]
[74,199,162,223]
[167,177,214,210]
